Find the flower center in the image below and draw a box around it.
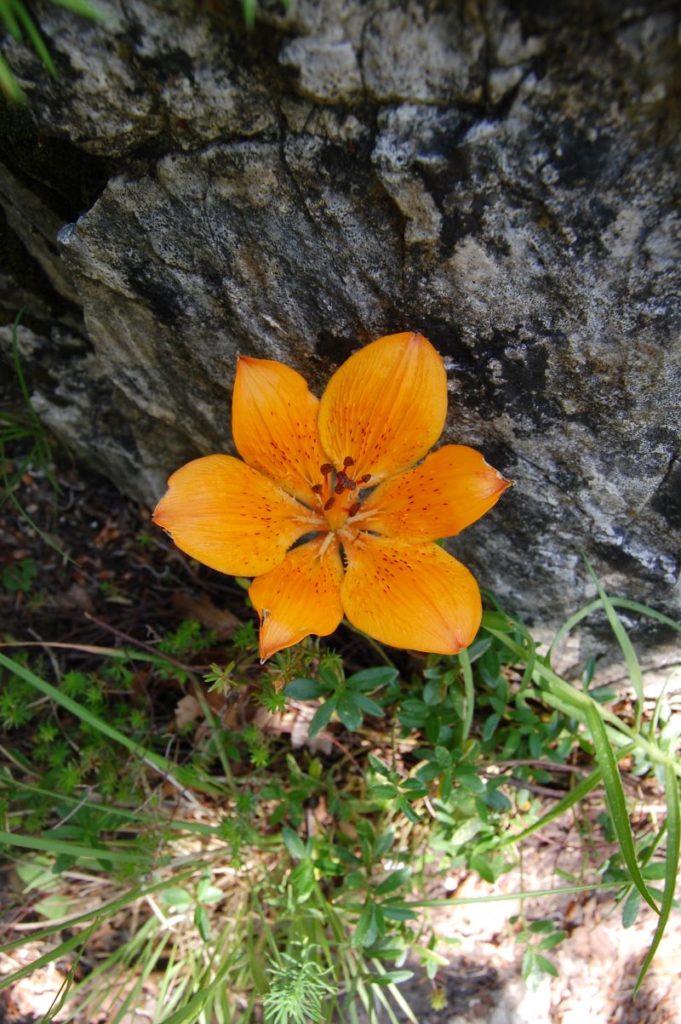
[310,456,371,531]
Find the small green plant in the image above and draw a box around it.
[264,940,335,1024]
[285,661,395,738]
[512,916,567,989]
[1,555,38,592]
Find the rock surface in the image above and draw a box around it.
[1,0,680,626]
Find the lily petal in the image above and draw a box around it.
[341,535,481,654]
[250,536,344,661]
[232,356,326,505]
[360,445,511,542]
[318,332,447,482]
[153,455,319,576]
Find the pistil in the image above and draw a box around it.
[310,456,374,529]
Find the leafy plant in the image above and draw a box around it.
[264,941,334,1024]
[0,570,679,1019]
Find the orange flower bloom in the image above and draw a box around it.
[153,332,510,661]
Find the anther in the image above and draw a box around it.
[343,456,355,468]
[311,483,323,494]
[358,474,371,484]
[334,472,347,494]
[347,501,361,517]
[320,463,334,476]
[324,496,335,511]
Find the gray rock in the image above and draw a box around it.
[1,0,679,627]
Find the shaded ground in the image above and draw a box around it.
[1,432,680,1023]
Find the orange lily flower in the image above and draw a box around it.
[153,332,510,661]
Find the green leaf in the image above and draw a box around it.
[622,888,641,928]
[434,745,452,769]
[481,611,514,633]
[194,904,212,941]
[375,867,411,896]
[284,677,325,699]
[374,829,394,857]
[353,693,385,718]
[337,694,363,731]
[53,0,110,22]
[197,882,222,905]
[457,772,484,794]
[12,2,57,76]
[533,954,558,977]
[368,970,414,986]
[160,887,193,911]
[396,796,421,824]
[354,900,379,948]
[0,50,25,102]
[457,647,475,742]
[347,666,398,690]
[537,931,567,951]
[380,903,418,922]
[307,697,337,738]
[469,853,496,884]
[634,765,680,993]
[241,0,257,30]
[290,859,315,900]
[32,894,81,920]
[586,562,644,731]
[368,754,392,778]
[0,830,154,866]
[423,678,446,706]
[482,713,500,741]
[281,826,307,860]
[449,818,484,848]
[369,784,398,800]
[482,786,512,812]
[584,703,658,914]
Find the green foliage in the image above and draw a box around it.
[159,616,216,656]
[264,941,334,1024]
[0,579,678,1019]
[1,555,38,592]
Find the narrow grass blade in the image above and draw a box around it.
[499,766,605,847]
[12,1,57,75]
[0,867,198,953]
[53,0,109,21]
[2,0,22,39]
[586,564,644,730]
[405,881,608,909]
[485,627,681,779]
[583,703,658,913]
[550,597,680,659]
[634,764,680,993]
[241,0,256,29]
[2,777,220,835]
[0,923,97,991]
[0,51,25,103]
[0,829,155,865]
[458,647,474,741]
